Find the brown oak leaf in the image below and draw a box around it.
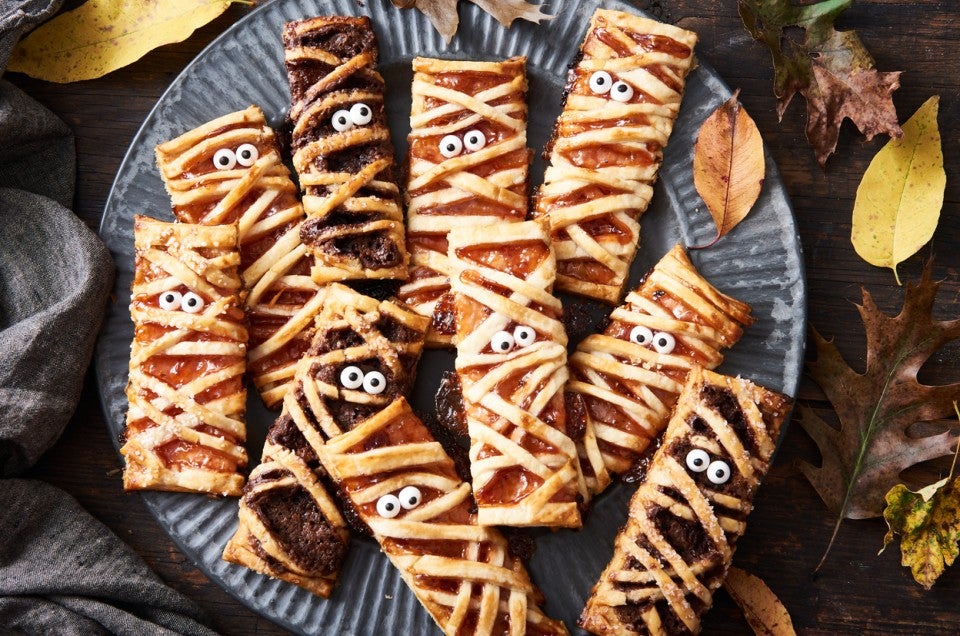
[801,262,960,567]
[393,0,551,44]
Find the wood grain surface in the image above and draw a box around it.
[12,1,960,634]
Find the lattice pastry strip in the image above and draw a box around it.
[571,245,752,494]
[579,367,791,636]
[123,216,248,496]
[284,16,408,284]
[397,56,530,347]
[449,219,583,528]
[534,9,698,304]
[156,105,325,409]
[319,397,568,636]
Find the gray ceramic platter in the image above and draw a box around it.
[95,0,806,633]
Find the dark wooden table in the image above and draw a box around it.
[12,0,960,633]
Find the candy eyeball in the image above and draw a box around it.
[376,494,401,518]
[685,448,710,473]
[439,134,463,158]
[629,325,654,346]
[349,103,373,126]
[463,129,486,152]
[331,109,354,132]
[181,292,205,314]
[362,370,387,395]
[159,290,182,311]
[340,365,364,390]
[652,332,676,354]
[610,80,635,102]
[491,330,515,353]
[589,71,613,94]
[398,486,422,510]
[235,143,259,167]
[707,460,732,485]
[513,325,536,348]
[213,148,237,171]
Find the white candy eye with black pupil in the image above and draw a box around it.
[181,292,204,314]
[332,109,353,132]
[235,143,258,167]
[513,325,535,348]
[398,486,422,510]
[589,70,613,94]
[491,330,515,353]
[707,460,732,485]
[685,449,710,473]
[629,325,654,346]
[363,370,387,395]
[213,148,236,170]
[350,103,372,126]
[376,494,401,518]
[339,365,364,390]
[610,80,635,102]
[159,291,181,311]
[463,130,486,152]
[439,134,463,158]
[652,332,676,354]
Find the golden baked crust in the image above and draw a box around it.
[122,216,248,496]
[534,9,698,304]
[396,56,530,347]
[283,16,408,284]
[449,219,583,528]
[570,245,752,494]
[579,367,791,636]
[155,105,325,409]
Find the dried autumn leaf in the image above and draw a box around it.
[852,96,945,285]
[8,0,241,83]
[724,567,797,636]
[468,0,552,29]
[801,263,960,568]
[738,0,902,167]
[692,90,764,248]
[393,0,552,43]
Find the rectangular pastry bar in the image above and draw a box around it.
[534,9,697,304]
[283,16,409,284]
[156,105,325,409]
[449,219,583,528]
[396,56,531,347]
[580,367,791,636]
[122,216,248,496]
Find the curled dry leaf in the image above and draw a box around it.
[724,567,797,636]
[8,0,242,83]
[392,0,552,43]
[692,90,764,249]
[852,96,945,285]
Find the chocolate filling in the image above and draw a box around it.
[701,384,751,448]
[652,506,714,562]
[311,327,364,356]
[376,314,421,343]
[265,413,317,464]
[300,222,403,270]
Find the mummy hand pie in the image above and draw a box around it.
[396,56,530,347]
[283,16,408,283]
[534,9,698,304]
[122,216,248,496]
[579,367,791,636]
[570,245,752,493]
[449,219,583,528]
[155,105,325,409]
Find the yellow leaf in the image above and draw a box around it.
[692,89,765,248]
[851,95,945,285]
[723,567,797,636]
[8,0,239,83]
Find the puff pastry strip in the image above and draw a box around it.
[156,105,325,409]
[571,245,752,492]
[397,56,530,347]
[580,367,791,636]
[284,16,408,283]
[449,220,582,528]
[534,9,697,304]
[123,216,248,496]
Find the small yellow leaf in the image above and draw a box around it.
[724,567,797,636]
[851,95,945,284]
[692,89,765,248]
[8,0,238,83]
